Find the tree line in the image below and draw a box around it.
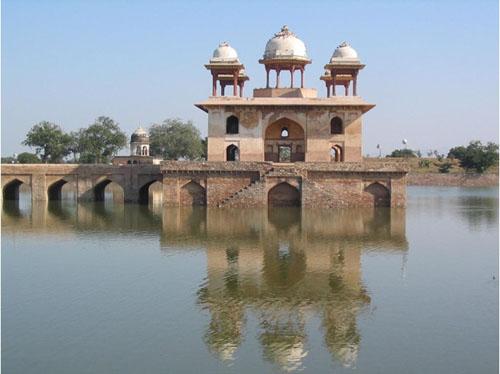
[3,117,207,164]
[387,141,499,173]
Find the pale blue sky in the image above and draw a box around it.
[2,0,498,157]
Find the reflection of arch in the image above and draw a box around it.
[226,144,240,161]
[180,181,206,206]
[364,183,390,207]
[331,117,343,134]
[94,179,124,202]
[47,179,68,201]
[268,182,301,207]
[3,179,27,200]
[226,115,239,134]
[138,180,162,205]
[265,118,305,162]
[330,145,343,162]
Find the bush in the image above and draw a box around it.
[17,152,41,164]
[387,149,417,158]
[447,141,498,173]
[437,161,453,173]
[418,159,431,168]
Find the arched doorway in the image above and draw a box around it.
[265,118,305,162]
[330,145,343,162]
[180,181,206,206]
[226,144,240,161]
[364,183,390,207]
[268,182,301,206]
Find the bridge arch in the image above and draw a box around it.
[364,182,390,207]
[138,179,163,205]
[3,178,30,201]
[94,178,124,203]
[268,182,301,207]
[47,179,69,201]
[180,180,206,206]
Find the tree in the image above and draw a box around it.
[17,152,41,164]
[1,156,16,164]
[22,121,72,163]
[386,149,417,158]
[201,137,208,160]
[447,141,499,173]
[149,118,203,160]
[78,116,127,163]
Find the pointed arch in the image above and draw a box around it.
[138,179,163,205]
[330,145,343,162]
[330,116,343,134]
[47,179,68,201]
[265,118,305,162]
[268,182,301,207]
[94,179,124,203]
[3,178,26,200]
[180,180,206,206]
[226,144,240,161]
[364,182,390,207]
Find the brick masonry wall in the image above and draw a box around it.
[407,172,498,187]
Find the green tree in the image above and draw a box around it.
[17,152,41,164]
[386,149,417,158]
[201,137,208,160]
[22,121,72,163]
[1,156,16,164]
[78,116,127,163]
[149,118,203,160]
[448,141,499,173]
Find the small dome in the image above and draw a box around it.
[131,126,148,142]
[331,42,359,61]
[263,25,309,60]
[211,42,239,63]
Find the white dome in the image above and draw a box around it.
[263,25,309,60]
[133,126,147,136]
[211,42,239,63]
[331,42,359,61]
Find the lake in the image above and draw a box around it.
[2,186,498,373]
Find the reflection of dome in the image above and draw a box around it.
[211,42,240,63]
[131,127,148,143]
[330,42,359,61]
[263,25,309,60]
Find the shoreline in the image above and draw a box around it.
[407,172,498,187]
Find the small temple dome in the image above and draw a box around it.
[211,42,240,63]
[330,42,359,61]
[131,126,148,142]
[263,25,309,60]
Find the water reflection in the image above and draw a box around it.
[2,199,408,371]
[163,207,407,370]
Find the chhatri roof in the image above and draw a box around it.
[329,42,361,64]
[262,25,310,61]
[210,42,240,64]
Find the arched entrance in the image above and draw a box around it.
[364,183,390,207]
[226,144,240,161]
[268,182,301,206]
[265,118,305,162]
[330,145,343,162]
[3,179,26,200]
[180,181,206,206]
[47,179,68,201]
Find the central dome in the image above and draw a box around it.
[263,25,309,60]
[131,126,148,142]
[211,42,239,63]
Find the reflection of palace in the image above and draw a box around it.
[162,207,407,370]
[2,202,407,370]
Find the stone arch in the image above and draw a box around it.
[268,182,301,207]
[226,115,239,134]
[330,144,343,162]
[364,182,390,207]
[47,179,68,201]
[265,118,305,162]
[3,178,29,200]
[138,179,163,205]
[180,180,206,206]
[93,178,124,203]
[330,116,343,134]
[226,144,240,161]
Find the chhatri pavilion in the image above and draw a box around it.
[161,25,407,208]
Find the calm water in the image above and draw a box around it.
[2,187,498,373]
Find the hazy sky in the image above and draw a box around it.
[2,0,498,157]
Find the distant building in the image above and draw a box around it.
[112,127,155,165]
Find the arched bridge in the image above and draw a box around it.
[1,164,162,203]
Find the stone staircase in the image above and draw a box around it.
[217,167,275,208]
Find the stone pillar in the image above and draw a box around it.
[332,73,336,96]
[265,67,270,88]
[300,68,304,88]
[276,69,280,88]
[353,72,358,96]
[344,83,349,96]
[233,71,238,96]
[290,67,295,88]
[239,82,244,97]
[212,73,217,96]
[221,83,225,96]
[31,173,47,201]
[162,176,180,207]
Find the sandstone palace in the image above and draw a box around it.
[2,26,408,208]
